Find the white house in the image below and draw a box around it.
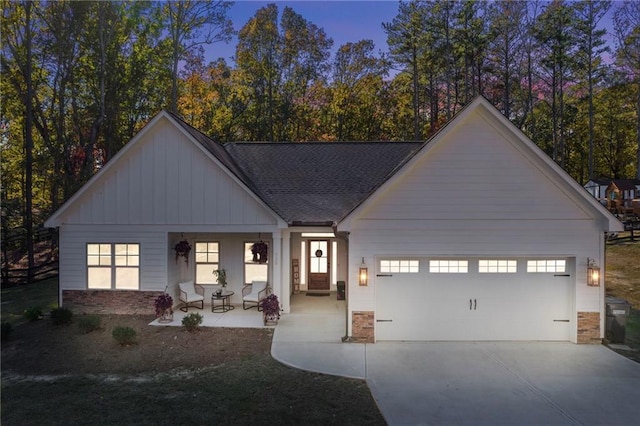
[45,97,623,344]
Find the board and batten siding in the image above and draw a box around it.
[343,107,608,338]
[58,117,278,227]
[59,225,167,292]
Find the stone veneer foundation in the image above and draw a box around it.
[63,290,162,315]
[577,311,601,344]
[351,311,375,343]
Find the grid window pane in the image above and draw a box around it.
[479,260,517,273]
[527,260,566,273]
[379,259,419,273]
[429,260,468,273]
[87,243,139,289]
[195,242,220,285]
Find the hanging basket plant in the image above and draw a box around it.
[174,239,191,264]
[251,241,268,264]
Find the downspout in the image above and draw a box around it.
[333,223,350,342]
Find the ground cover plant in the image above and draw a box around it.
[1,284,385,425]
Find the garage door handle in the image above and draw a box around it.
[376,319,393,322]
[474,299,477,310]
[470,299,472,310]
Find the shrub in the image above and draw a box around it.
[112,326,137,345]
[50,307,73,325]
[23,306,43,322]
[182,312,203,332]
[77,315,101,334]
[1,322,13,341]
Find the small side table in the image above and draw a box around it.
[211,290,235,313]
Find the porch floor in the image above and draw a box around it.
[149,291,347,331]
[149,304,268,328]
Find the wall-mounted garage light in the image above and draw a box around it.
[587,258,600,287]
[359,258,368,286]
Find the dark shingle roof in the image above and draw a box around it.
[225,142,422,224]
[167,111,422,224]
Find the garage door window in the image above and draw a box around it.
[479,260,517,273]
[527,259,566,273]
[380,260,419,273]
[429,260,468,273]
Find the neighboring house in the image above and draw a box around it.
[606,179,640,207]
[45,97,623,344]
[584,178,611,204]
[584,178,640,211]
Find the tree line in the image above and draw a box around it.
[1,0,639,280]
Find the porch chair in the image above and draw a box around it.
[242,280,269,311]
[178,281,205,312]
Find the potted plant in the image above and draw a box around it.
[213,269,227,295]
[251,241,268,263]
[260,294,280,326]
[174,239,191,264]
[154,292,174,323]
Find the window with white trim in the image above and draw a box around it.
[429,260,468,273]
[87,243,139,289]
[479,260,517,273]
[526,259,566,273]
[380,259,419,273]
[245,242,268,284]
[195,242,219,284]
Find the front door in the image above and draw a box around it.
[308,240,330,290]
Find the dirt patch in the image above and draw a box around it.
[1,315,273,376]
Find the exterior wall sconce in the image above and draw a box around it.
[359,257,368,286]
[587,258,600,287]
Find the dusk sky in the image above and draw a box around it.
[207,0,400,63]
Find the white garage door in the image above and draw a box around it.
[375,258,573,341]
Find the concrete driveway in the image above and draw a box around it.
[272,297,640,425]
[366,342,640,425]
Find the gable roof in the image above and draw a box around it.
[46,97,623,232]
[338,96,623,232]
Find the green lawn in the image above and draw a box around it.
[1,278,58,325]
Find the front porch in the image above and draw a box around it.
[150,291,347,336]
